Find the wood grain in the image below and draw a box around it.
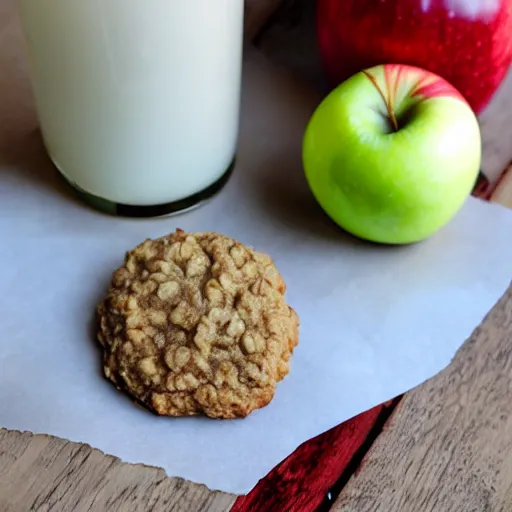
[333,281,512,512]
[0,429,236,512]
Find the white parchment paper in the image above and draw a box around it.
[1,51,512,494]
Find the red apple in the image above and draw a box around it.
[317,0,512,114]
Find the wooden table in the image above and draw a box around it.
[1,2,512,511]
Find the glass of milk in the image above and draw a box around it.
[18,0,244,216]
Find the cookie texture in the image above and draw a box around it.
[97,230,299,419]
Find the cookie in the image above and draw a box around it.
[97,229,299,419]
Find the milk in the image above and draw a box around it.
[18,0,244,209]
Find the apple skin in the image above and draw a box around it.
[316,0,512,115]
[302,63,482,245]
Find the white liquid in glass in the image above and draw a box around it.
[19,0,244,206]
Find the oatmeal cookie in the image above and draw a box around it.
[97,229,299,419]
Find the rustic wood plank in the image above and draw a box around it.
[0,429,237,512]
[333,283,512,511]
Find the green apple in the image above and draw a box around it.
[303,63,482,244]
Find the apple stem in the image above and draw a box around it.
[363,70,399,132]
[388,108,399,132]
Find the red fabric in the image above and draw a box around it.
[316,0,512,114]
[473,173,494,200]
[231,402,393,512]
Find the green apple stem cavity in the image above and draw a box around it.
[302,63,482,245]
[362,69,399,132]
